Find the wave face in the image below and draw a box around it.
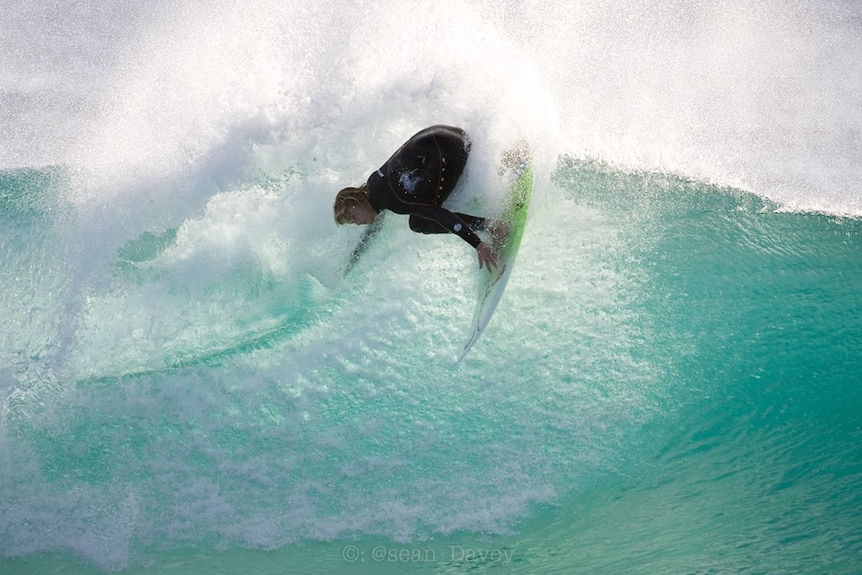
[2,1,861,573]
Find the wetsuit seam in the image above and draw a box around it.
[432,133,443,205]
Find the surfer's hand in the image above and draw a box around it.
[477,242,498,270]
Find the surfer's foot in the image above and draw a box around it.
[486,219,510,248]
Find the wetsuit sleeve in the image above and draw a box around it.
[405,203,483,248]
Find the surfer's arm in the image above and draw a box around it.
[407,205,499,270]
[344,213,386,275]
[405,204,482,247]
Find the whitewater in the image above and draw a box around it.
[2,1,861,573]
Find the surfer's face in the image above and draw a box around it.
[348,203,377,225]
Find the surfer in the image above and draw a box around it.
[334,125,507,270]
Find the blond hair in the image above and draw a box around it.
[333,184,371,225]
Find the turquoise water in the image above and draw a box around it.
[3,159,861,574]
[3,1,862,573]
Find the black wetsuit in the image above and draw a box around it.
[366,125,485,248]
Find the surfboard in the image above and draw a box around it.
[457,148,533,362]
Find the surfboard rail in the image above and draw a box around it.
[457,149,533,362]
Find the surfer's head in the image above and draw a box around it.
[334,185,376,225]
